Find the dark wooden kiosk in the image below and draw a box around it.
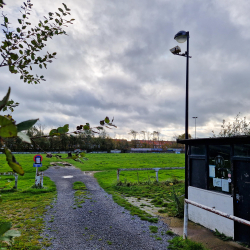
[177,136,250,244]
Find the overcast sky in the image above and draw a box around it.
[1,0,250,140]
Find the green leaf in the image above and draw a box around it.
[0,222,11,236]
[39,64,42,69]
[57,124,69,134]
[10,53,18,61]
[4,16,8,23]
[16,27,21,33]
[3,229,21,238]
[49,129,58,136]
[0,229,21,245]
[105,117,110,123]
[18,19,22,24]
[83,123,90,130]
[0,87,10,111]
[58,8,63,12]
[17,132,31,143]
[0,116,17,138]
[63,124,69,132]
[16,118,38,132]
[4,147,24,175]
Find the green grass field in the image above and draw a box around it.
[67,152,185,171]
[0,152,185,248]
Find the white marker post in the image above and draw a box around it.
[33,154,43,187]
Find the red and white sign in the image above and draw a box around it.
[33,154,43,164]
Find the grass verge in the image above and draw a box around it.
[0,154,57,249]
[0,176,56,249]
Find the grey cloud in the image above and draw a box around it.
[1,0,250,139]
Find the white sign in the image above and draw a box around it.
[209,165,216,178]
[222,179,229,192]
[213,178,222,187]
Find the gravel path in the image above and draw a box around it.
[41,166,173,250]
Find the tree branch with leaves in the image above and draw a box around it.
[0,0,74,84]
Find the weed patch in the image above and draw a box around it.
[213,229,233,241]
[168,236,208,250]
[73,181,87,190]
[149,226,158,233]
[73,181,89,208]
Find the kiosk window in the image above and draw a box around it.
[190,159,206,189]
[191,145,205,155]
[234,144,250,157]
[208,145,231,194]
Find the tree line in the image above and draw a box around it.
[4,125,117,152]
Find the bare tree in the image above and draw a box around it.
[128,130,138,140]
[140,130,146,140]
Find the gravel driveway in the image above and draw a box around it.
[41,166,173,250]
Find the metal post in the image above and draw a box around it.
[14,173,18,189]
[195,117,196,138]
[154,168,160,182]
[40,172,43,187]
[192,116,198,139]
[185,31,189,199]
[183,200,188,239]
[117,169,120,181]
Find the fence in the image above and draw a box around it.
[0,172,18,189]
[183,199,250,239]
[117,167,185,182]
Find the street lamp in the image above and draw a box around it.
[192,117,198,138]
[170,30,191,199]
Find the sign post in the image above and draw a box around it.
[33,155,43,187]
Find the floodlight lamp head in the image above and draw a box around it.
[174,30,189,43]
[170,45,181,55]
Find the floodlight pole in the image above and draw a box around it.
[171,31,191,200]
[185,32,189,200]
[185,32,189,142]
[192,116,198,138]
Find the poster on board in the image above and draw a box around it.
[213,178,222,187]
[222,179,229,192]
[209,165,216,178]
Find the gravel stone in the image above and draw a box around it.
[41,166,174,249]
